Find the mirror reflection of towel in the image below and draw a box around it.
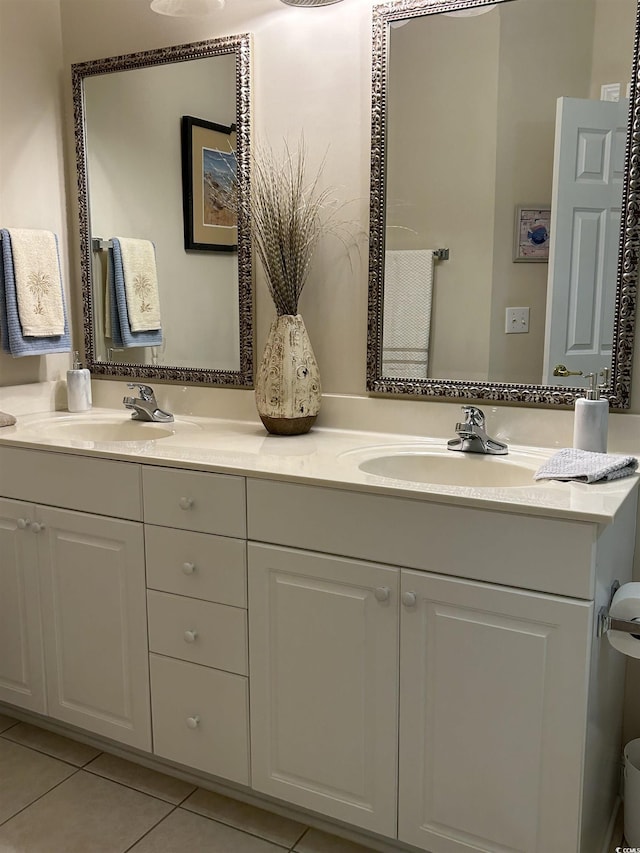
[116,237,162,332]
[382,249,434,379]
[106,238,163,349]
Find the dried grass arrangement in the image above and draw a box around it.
[250,138,344,315]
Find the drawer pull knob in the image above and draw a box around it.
[184,629,198,644]
[31,522,45,534]
[179,496,194,510]
[402,591,417,607]
[186,715,200,729]
[17,518,31,530]
[374,586,391,602]
[182,562,196,575]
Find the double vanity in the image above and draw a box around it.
[0,407,636,853]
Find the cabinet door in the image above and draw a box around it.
[0,499,45,712]
[398,569,592,853]
[249,544,399,838]
[37,507,151,750]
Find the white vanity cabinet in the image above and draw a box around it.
[0,446,151,750]
[247,477,637,853]
[142,466,250,785]
[0,498,45,713]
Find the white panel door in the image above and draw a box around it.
[0,499,45,713]
[37,506,151,750]
[398,569,592,853]
[543,96,628,385]
[248,543,399,838]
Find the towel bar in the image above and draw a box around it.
[92,237,114,252]
[433,248,449,261]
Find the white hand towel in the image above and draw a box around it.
[8,229,65,336]
[534,448,638,483]
[116,237,162,332]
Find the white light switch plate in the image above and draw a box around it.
[505,307,530,334]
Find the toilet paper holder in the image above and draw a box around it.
[597,581,640,638]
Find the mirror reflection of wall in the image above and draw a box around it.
[383,0,635,387]
[84,53,240,372]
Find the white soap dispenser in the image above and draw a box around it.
[67,351,92,413]
[573,369,609,453]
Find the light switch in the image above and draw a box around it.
[505,307,529,334]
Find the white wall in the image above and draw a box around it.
[0,0,71,390]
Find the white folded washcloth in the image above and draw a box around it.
[8,228,65,336]
[534,448,638,483]
[116,237,162,332]
[0,411,16,427]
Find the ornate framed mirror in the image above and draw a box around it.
[72,34,253,386]
[367,0,638,407]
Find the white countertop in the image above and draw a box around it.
[0,408,637,524]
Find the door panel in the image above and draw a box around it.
[38,507,151,750]
[399,570,592,853]
[0,499,45,712]
[249,543,399,837]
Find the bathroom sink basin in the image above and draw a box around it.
[358,451,538,488]
[22,415,197,443]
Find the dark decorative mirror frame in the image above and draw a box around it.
[72,34,253,387]
[367,0,639,407]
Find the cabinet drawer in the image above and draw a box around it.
[150,653,249,785]
[0,446,141,520]
[142,466,245,537]
[145,525,246,607]
[147,590,247,675]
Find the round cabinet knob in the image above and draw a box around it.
[17,518,31,530]
[178,496,194,510]
[31,522,45,534]
[374,586,391,602]
[182,562,196,575]
[186,715,200,729]
[183,629,198,644]
[402,591,417,608]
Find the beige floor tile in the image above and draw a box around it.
[294,828,379,853]
[2,722,101,766]
[85,752,196,804]
[183,788,307,847]
[0,712,18,733]
[129,808,289,852]
[0,738,77,824]
[0,770,173,853]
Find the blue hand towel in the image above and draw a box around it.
[106,238,163,349]
[0,229,71,357]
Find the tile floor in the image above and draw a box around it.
[0,712,378,853]
[0,712,630,853]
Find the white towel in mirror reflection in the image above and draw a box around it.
[382,249,434,379]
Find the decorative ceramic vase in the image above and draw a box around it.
[255,314,321,435]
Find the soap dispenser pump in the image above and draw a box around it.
[67,351,92,413]
[573,369,609,453]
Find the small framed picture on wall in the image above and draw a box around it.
[513,206,551,263]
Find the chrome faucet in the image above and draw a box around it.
[123,383,174,423]
[447,405,508,455]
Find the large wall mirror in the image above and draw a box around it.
[72,34,253,386]
[368,0,639,406]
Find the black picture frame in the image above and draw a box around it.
[181,115,237,252]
